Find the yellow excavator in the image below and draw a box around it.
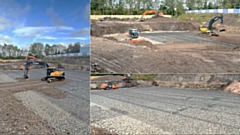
[23,56,65,83]
[199,13,225,36]
[139,9,164,21]
[125,29,146,43]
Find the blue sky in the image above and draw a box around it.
[0,0,90,49]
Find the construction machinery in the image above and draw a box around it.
[0,59,6,63]
[101,81,119,90]
[139,9,164,21]
[125,29,146,43]
[20,55,41,70]
[122,73,132,83]
[199,13,226,36]
[23,56,65,83]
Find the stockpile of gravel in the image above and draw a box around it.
[0,72,17,83]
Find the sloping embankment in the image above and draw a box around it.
[153,74,240,90]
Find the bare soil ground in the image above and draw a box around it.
[91,126,116,135]
[91,17,240,73]
[0,80,67,134]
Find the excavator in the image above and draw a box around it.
[125,29,146,43]
[20,55,41,70]
[199,13,225,36]
[101,81,119,90]
[139,9,164,21]
[23,56,65,83]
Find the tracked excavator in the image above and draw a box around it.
[139,9,164,21]
[20,55,41,70]
[23,56,65,83]
[199,13,225,36]
[125,29,146,43]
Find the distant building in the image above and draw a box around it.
[80,44,90,54]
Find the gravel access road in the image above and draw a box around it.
[2,69,90,134]
[91,87,240,134]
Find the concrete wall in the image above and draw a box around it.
[186,9,240,14]
[91,15,172,20]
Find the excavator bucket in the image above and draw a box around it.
[219,28,225,32]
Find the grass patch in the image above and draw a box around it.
[131,74,157,81]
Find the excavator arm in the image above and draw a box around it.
[208,14,224,32]
[139,10,164,21]
[23,59,49,79]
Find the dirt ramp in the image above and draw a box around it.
[134,41,158,50]
[224,82,240,94]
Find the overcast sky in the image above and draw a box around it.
[0,0,90,49]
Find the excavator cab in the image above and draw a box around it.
[129,29,139,39]
[125,29,145,43]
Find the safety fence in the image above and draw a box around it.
[186,8,240,14]
[45,52,90,58]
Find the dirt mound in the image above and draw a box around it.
[153,74,240,90]
[91,20,199,37]
[134,41,158,50]
[91,75,124,82]
[224,82,240,94]
[99,17,138,22]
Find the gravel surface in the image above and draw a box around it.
[15,91,87,134]
[0,72,17,83]
[2,69,90,134]
[91,87,240,134]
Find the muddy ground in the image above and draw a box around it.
[0,69,90,134]
[91,17,240,73]
[0,80,67,134]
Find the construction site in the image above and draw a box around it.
[0,56,90,134]
[91,13,240,73]
[90,73,240,134]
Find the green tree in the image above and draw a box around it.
[176,0,185,16]
[29,43,44,58]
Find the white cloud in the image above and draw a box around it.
[39,36,57,40]
[0,34,12,43]
[70,28,89,37]
[12,26,74,37]
[0,17,12,30]
[64,37,89,40]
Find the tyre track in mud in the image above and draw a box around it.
[91,52,147,73]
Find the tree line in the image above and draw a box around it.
[0,42,81,59]
[91,0,240,16]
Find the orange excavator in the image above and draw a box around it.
[125,29,146,43]
[20,56,42,70]
[139,9,164,21]
[101,81,119,90]
[22,56,65,83]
